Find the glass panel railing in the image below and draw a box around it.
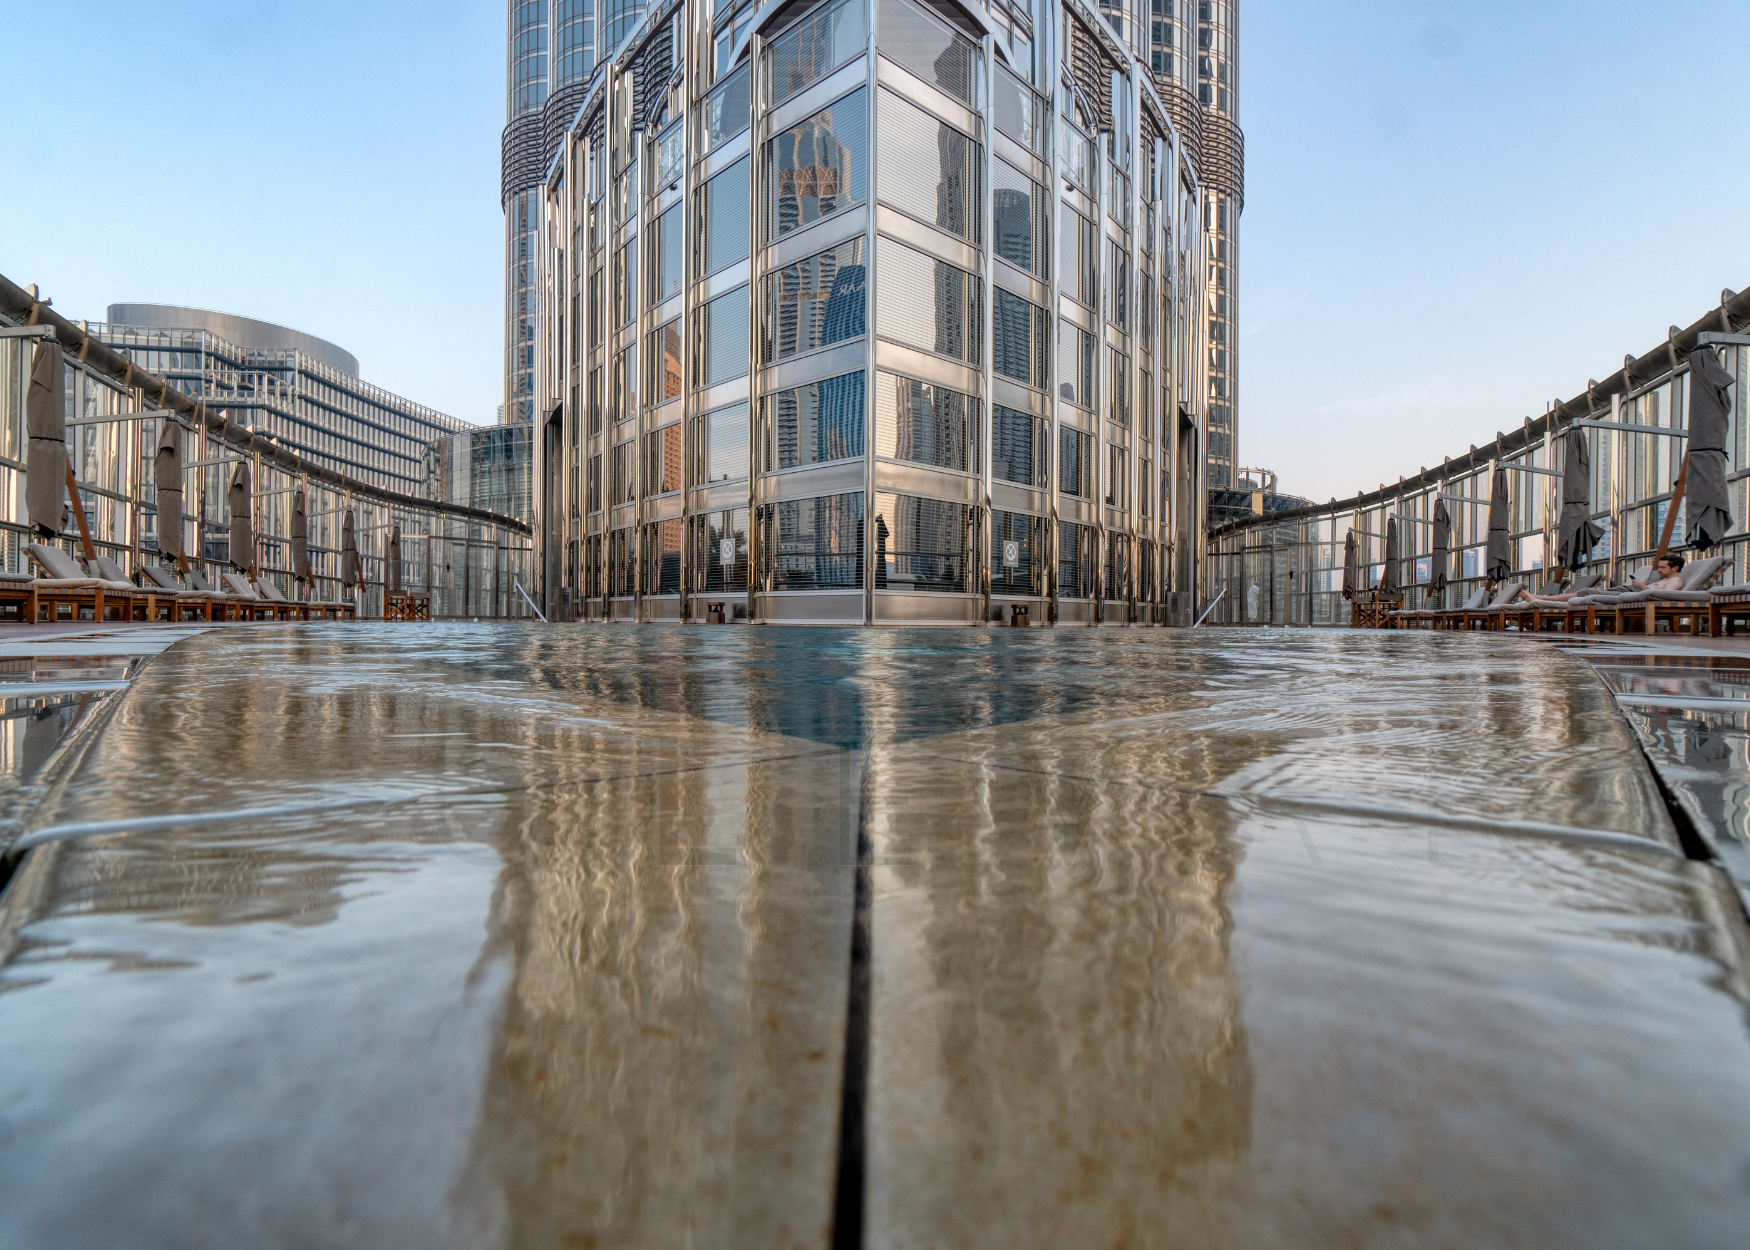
[650,118,685,194]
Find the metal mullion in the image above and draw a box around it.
[979,28,995,625]
[860,13,876,624]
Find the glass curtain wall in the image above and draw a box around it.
[535,0,1208,624]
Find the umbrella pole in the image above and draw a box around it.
[63,457,97,564]
[1655,454,1691,561]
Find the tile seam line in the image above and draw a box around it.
[831,753,873,1250]
[1582,660,1722,868]
[0,628,213,960]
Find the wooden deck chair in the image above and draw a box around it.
[140,565,214,622]
[22,542,130,623]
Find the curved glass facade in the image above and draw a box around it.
[531,0,1213,627]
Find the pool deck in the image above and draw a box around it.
[2,623,1750,1249]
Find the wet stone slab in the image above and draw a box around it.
[1,626,1749,1249]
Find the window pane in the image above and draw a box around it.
[768,89,867,240]
[650,204,683,304]
[874,371,977,473]
[1105,442,1128,507]
[699,156,751,276]
[993,288,1047,388]
[643,517,683,594]
[992,404,1043,487]
[695,286,750,387]
[992,159,1047,278]
[764,236,866,362]
[615,239,638,325]
[692,507,750,592]
[1060,426,1093,497]
[992,66,1045,154]
[1058,519,1094,597]
[613,343,637,422]
[694,402,750,484]
[644,423,683,495]
[766,0,866,104]
[873,493,970,593]
[1108,348,1130,428]
[699,60,751,154]
[991,509,1043,596]
[1057,320,1094,408]
[760,492,865,590]
[647,319,682,404]
[876,90,980,243]
[876,0,978,106]
[876,236,980,365]
[764,372,865,470]
[1060,204,1097,308]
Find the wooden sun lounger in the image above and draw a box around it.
[0,572,32,623]
[186,571,248,622]
[1560,566,1655,634]
[220,573,279,621]
[1606,556,1730,636]
[1710,581,1750,636]
[23,543,136,623]
[140,565,214,621]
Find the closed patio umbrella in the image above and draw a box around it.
[154,421,183,561]
[289,489,309,581]
[1685,345,1734,549]
[1486,465,1512,583]
[227,460,253,571]
[1430,498,1451,595]
[1380,516,1401,597]
[24,339,67,539]
[387,524,402,595]
[1557,427,1603,570]
[1342,529,1358,601]
[341,509,359,588]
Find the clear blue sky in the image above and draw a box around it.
[1242,0,1750,500]
[3,1,1747,480]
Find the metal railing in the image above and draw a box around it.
[0,276,534,620]
[1206,288,1750,625]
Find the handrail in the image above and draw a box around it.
[0,273,531,537]
[515,580,548,622]
[1193,587,1226,626]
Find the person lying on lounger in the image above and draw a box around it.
[1631,555,1684,591]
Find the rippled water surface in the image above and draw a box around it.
[3,624,1750,1249]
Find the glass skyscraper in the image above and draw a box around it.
[1133,0,1241,487]
[503,1,603,427]
[526,0,1214,627]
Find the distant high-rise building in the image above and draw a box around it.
[1135,0,1241,489]
[502,1,606,427]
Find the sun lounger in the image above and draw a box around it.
[186,571,248,622]
[0,571,31,622]
[22,542,135,623]
[1424,587,1489,630]
[1502,573,1605,632]
[1561,566,1655,633]
[1609,555,1730,635]
[220,572,279,621]
[252,578,304,621]
[140,565,214,622]
[1710,577,1750,637]
[1457,582,1525,631]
